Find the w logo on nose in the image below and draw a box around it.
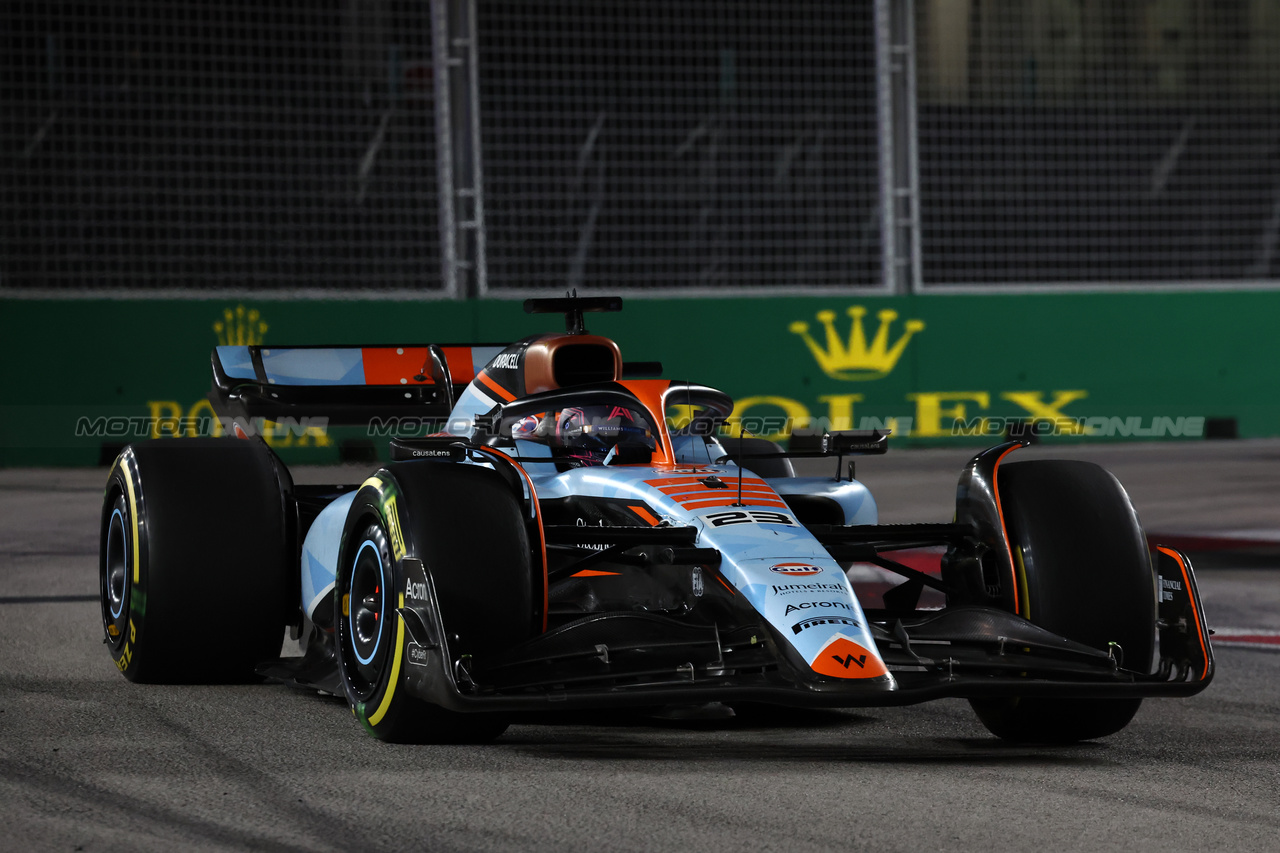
[811,637,887,679]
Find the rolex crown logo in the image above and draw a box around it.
[789,306,924,380]
[214,305,268,346]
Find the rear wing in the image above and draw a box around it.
[210,343,504,424]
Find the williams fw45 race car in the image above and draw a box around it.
[99,296,1213,744]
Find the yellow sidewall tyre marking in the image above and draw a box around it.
[367,593,406,728]
[120,457,141,584]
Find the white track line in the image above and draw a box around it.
[1210,628,1280,650]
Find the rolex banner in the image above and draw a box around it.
[2,291,1276,466]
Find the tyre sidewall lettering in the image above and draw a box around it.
[105,454,147,678]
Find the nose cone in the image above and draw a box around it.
[809,636,889,680]
[722,556,893,687]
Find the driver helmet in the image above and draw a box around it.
[553,405,654,465]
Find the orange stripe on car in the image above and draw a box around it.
[571,569,622,578]
[679,497,791,510]
[659,486,779,500]
[646,475,787,511]
[476,369,516,402]
[629,505,662,526]
[647,476,769,488]
[654,483,774,496]
[991,443,1023,616]
[616,379,675,466]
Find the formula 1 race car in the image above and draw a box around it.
[99,296,1213,744]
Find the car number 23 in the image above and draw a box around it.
[703,510,797,527]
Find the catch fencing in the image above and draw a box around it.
[3,0,1278,297]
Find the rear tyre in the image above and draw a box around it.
[335,462,533,743]
[970,460,1156,743]
[99,439,290,683]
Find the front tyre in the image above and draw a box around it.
[334,519,509,744]
[970,460,1157,743]
[335,463,528,744]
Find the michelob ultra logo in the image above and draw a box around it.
[789,306,924,380]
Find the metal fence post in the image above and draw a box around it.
[875,0,921,294]
[431,0,487,299]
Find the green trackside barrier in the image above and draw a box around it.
[3,291,1277,466]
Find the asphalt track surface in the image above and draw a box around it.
[4,440,1280,852]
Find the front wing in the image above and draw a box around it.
[388,547,1213,714]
